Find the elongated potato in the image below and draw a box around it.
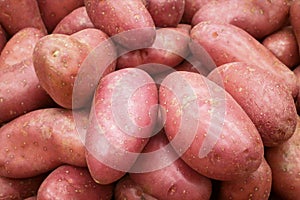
[290,0,300,55]
[53,7,94,35]
[190,22,298,97]
[208,62,297,146]
[159,71,264,181]
[192,0,289,39]
[85,68,158,184]
[0,0,46,35]
[265,117,300,200]
[37,165,113,200]
[218,158,272,200]
[84,0,156,49]
[263,27,300,68]
[0,108,87,178]
[130,131,212,200]
[37,0,84,32]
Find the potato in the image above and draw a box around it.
[181,0,210,24]
[293,65,300,111]
[159,71,264,181]
[0,0,47,35]
[37,165,113,200]
[190,22,298,97]
[263,27,300,68]
[115,176,157,200]
[144,0,185,27]
[191,0,289,39]
[117,24,191,74]
[0,25,7,53]
[0,108,87,178]
[265,117,300,200]
[208,62,297,147]
[37,0,84,32]
[129,131,212,200]
[0,174,46,200]
[218,158,272,200]
[53,7,94,35]
[85,68,158,184]
[84,0,156,49]
[290,0,300,55]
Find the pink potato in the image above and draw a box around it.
[208,62,297,147]
[115,176,158,200]
[0,25,7,53]
[37,0,84,32]
[190,22,298,97]
[144,0,185,27]
[37,165,114,200]
[0,174,46,200]
[0,0,47,36]
[263,26,300,69]
[290,0,300,55]
[265,117,300,200]
[85,68,158,184]
[84,0,156,49]
[192,0,289,39]
[130,131,212,200]
[218,158,272,200]
[159,71,264,181]
[53,6,94,35]
[293,65,300,111]
[0,108,87,178]
[181,0,210,24]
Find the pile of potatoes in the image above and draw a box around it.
[1,0,300,199]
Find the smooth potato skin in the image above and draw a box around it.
[37,165,113,200]
[53,7,94,35]
[265,117,300,200]
[190,22,298,97]
[218,158,272,200]
[263,27,300,68]
[85,0,156,49]
[37,0,84,32]
[208,62,297,147]
[0,0,47,35]
[0,108,87,178]
[159,71,264,181]
[291,0,300,55]
[85,68,158,184]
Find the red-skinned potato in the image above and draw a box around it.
[181,0,210,24]
[265,117,300,200]
[0,174,46,200]
[85,68,158,185]
[190,22,298,97]
[263,26,300,68]
[0,25,7,53]
[53,6,94,35]
[115,175,158,200]
[144,0,185,27]
[37,165,113,200]
[0,0,47,36]
[191,0,289,39]
[291,0,300,55]
[37,0,84,32]
[159,71,264,181]
[218,158,272,200]
[0,108,88,178]
[129,131,212,200]
[208,62,297,147]
[293,65,300,112]
[84,0,156,49]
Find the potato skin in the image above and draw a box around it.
[0,0,47,35]
[53,7,94,35]
[263,27,300,69]
[0,25,7,53]
[218,158,272,200]
[208,62,297,147]
[130,132,212,200]
[191,0,289,39]
[37,165,113,200]
[265,117,300,200]
[181,0,210,24]
[84,0,156,49]
[190,22,298,97]
[159,71,264,181]
[85,68,158,184]
[290,0,300,55]
[37,0,84,32]
[145,0,185,27]
[0,108,87,178]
